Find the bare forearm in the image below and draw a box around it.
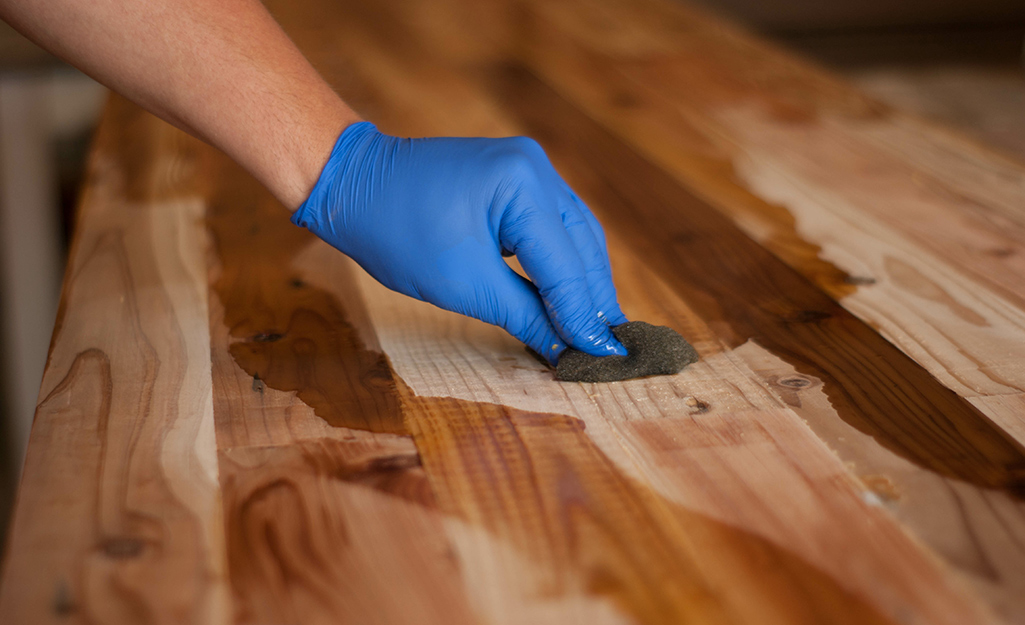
[0,0,360,209]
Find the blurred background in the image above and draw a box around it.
[0,0,1023,557]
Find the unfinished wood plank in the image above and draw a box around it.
[970,394,1025,447]
[722,109,1025,393]
[0,97,229,624]
[730,340,1025,618]
[853,68,1025,167]
[727,139,1025,400]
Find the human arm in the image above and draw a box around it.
[0,0,355,208]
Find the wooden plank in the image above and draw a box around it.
[0,96,230,624]
[493,63,1025,490]
[853,67,1025,164]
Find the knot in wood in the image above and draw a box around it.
[684,396,710,413]
[776,376,812,389]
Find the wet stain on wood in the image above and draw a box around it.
[204,152,405,435]
[401,391,899,625]
[218,438,478,625]
[52,581,75,617]
[493,64,1025,498]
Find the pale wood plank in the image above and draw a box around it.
[0,97,230,624]
[732,342,1025,619]
[969,394,1025,458]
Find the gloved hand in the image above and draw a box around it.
[291,121,628,364]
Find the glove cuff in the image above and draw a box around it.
[291,121,379,231]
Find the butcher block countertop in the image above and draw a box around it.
[4,0,1025,623]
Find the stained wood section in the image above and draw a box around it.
[205,146,404,438]
[403,394,897,625]
[218,439,476,625]
[0,96,229,623]
[6,0,1025,624]
[203,146,480,623]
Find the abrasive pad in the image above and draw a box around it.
[556,321,698,382]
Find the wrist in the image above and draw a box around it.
[291,120,381,235]
[283,106,363,209]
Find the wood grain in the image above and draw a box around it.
[517,0,1025,405]
[7,0,1025,623]
[0,96,229,624]
[205,149,404,438]
[349,248,994,625]
[202,145,480,624]
[492,63,1025,493]
[502,2,1025,615]
[283,3,1025,616]
[403,393,899,625]
[218,439,477,625]
[232,0,1025,620]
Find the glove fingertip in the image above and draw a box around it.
[557,308,627,358]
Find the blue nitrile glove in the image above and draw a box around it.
[291,122,628,364]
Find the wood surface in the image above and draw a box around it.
[3,0,1025,623]
[0,97,229,624]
